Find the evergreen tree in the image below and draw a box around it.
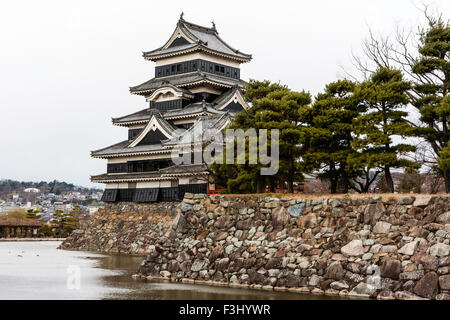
[210,80,284,193]
[302,80,362,194]
[52,211,79,237]
[25,209,40,220]
[251,88,311,192]
[411,16,450,191]
[210,80,311,193]
[351,67,417,193]
[398,168,425,193]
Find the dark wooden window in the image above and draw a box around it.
[128,128,142,140]
[153,99,184,111]
[133,188,159,202]
[126,159,172,173]
[155,59,240,79]
[107,163,128,173]
[101,189,118,202]
[117,189,134,202]
[159,187,180,202]
[101,185,206,203]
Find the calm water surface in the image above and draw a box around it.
[0,241,354,300]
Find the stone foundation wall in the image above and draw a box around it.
[59,202,178,255]
[137,194,450,300]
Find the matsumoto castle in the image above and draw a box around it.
[92,15,252,203]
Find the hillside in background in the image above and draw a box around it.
[0,179,102,197]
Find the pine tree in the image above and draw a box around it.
[210,80,311,193]
[351,67,417,193]
[411,16,450,191]
[251,88,311,192]
[302,80,362,194]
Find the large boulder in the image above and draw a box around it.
[272,206,289,229]
[288,203,305,217]
[350,282,377,296]
[330,280,349,290]
[296,213,317,229]
[265,257,283,269]
[286,274,301,287]
[191,259,208,272]
[394,291,427,300]
[209,245,224,261]
[430,243,450,257]
[364,202,385,225]
[398,241,418,256]
[325,262,345,280]
[413,196,432,208]
[398,196,415,205]
[341,240,364,256]
[439,275,450,291]
[167,260,180,273]
[247,269,265,284]
[214,216,233,229]
[415,254,439,271]
[172,212,187,232]
[413,272,439,299]
[380,258,401,280]
[373,221,391,234]
[437,212,450,223]
[216,258,230,271]
[180,203,193,213]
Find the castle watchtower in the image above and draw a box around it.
[91,16,252,202]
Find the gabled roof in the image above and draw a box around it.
[163,102,225,120]
[143,16,252,63]
[146,83,194,102]
[91,140,168,158]
[130,71,245,95]
[162,113,233,147]
[128,110,178,148]
[114,86,246,127]
[212,85,250,111]
[93,110,179,158]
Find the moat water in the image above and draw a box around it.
[0,241,356,300]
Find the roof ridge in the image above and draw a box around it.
[179,18,217,35]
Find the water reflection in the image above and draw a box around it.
[0,241,359,300]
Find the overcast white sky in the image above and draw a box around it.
[0,0,448,188]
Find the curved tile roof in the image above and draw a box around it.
[91,140,168,158]
[130,71,245,95]
[112,108,151,124]
[143,18,252,62]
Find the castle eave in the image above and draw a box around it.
[91,173,177,183]
[143,45,252,63]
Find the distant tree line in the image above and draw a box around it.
[0,179,102,197]
[0,206,81,238]
[212,8,449,194]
